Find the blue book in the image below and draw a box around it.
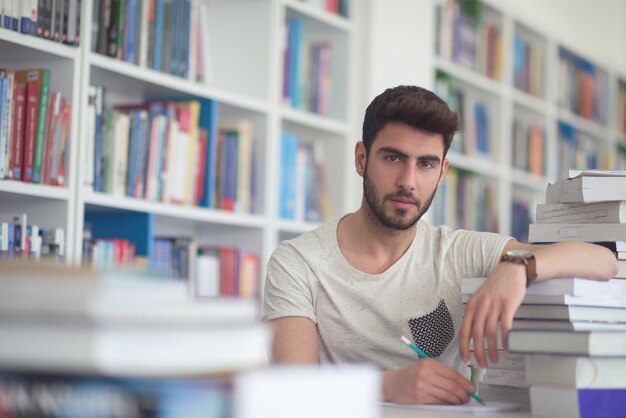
[168,0,178,75]
[279,132,298,219]
[123,0,137,63]
[85,211,153,257]
[530,386,626,418]
[153,0,164,71]
[474,102,489,155]
[288,17,303,109]
[198,99,217,208]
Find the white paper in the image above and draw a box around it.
[382,401,521,415]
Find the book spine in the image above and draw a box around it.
[0,77,8,179]
[31,69,50,184]
[152,0,163,71]
[39,90,56,185]
[22,82,38,183]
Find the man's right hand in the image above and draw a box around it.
[382,360,474,404]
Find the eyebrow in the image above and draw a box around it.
[377,146,442,164]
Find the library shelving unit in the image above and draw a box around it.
[0,0,360,289]
[0,27,82,263]
[366,0,626,243]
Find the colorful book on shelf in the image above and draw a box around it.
[13,69,40,183]
[0,75,9,179]
[8,81,25,180]
[30,68,50,184]
[196,99,217,208]
[529,386,626,418]
[48,97,70,186]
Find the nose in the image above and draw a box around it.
[396,163,417,191]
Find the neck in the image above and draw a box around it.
[336,208,417,275]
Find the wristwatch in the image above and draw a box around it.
[500,249,538,288]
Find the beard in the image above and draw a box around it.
[362,167,438,231]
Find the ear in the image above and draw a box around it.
[355,141,367,177]
[438,159,449,187]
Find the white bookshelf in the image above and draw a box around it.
[0,0,360,281]
[366,0,626,242]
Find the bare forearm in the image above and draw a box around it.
[533,241,617,282]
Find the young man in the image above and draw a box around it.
[262,86,617,405]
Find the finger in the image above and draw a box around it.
[500,304,517,351]
[469,302,490,368]
[485,307,501,364]
[459,299,477,362]
[427,380,471,405]
[428,360,475,399]
[424,359,475,394]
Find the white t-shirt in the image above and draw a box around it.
[262,217,511,373]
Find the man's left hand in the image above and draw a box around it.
[458,262,526,368]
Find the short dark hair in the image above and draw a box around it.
[362,85,458,156]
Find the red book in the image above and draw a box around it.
[9,83,26,180]
[21,82,39,182]
[194,128,208,205]
[218,247,229,297]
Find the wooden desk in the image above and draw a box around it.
[382,405,534,418]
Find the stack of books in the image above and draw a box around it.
[508,328,626,418]
[0,260,269,417]
[505,169,626,418]
[530,169,626,290]
[464,276,626,414]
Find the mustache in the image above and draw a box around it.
[386,192,419,205]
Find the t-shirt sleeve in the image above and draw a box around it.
[262,242,317,324]
[448,229,513,280]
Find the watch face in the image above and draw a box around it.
[506,249,533,259]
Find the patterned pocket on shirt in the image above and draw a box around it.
[407,299,455,358]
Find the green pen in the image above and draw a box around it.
[400,335,486,405]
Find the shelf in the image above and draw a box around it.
[89,53,269,114]
[0,180,71,200]
[83,192,267,229]
[435,56,504,96]
[512,90,551,115]
[276,219,322,234]
[284,0,353,32]
[556,108,610,140]
[509,169,549,192]
[0,28,78,60]
[280,107,349,135]
[447,152,503,178]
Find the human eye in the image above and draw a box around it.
[385,154,401,163]
[419,160,435,169]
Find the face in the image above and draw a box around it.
[356,122,449,231]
